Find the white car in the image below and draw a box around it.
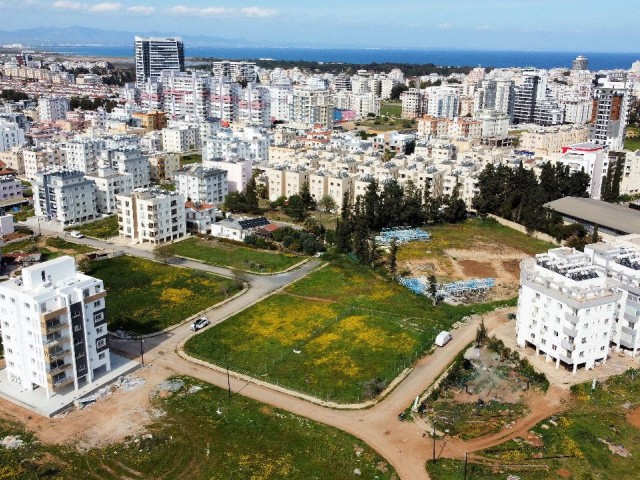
[69,231,84,238]
[191,317,210,331]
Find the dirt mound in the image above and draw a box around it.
[626,406,640,428]
[458,260,497,278]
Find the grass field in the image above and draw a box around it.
[186,257,512,403]
[398,218,555,263]
[180,153,202,166]
[626,126,640,151]
[174,237,302,273]
[428,369,640,480]
[9,205,34,222]
[380,101,402,117]
[87,256,240,334]
[45,236,95,254]
[0,377,396,480]
[68,215,119,239]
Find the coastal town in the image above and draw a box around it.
[1,4,640,479]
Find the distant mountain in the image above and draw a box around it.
[0,26,248,47]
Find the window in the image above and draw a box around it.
[96,326,104,334]
[94,301,101,308]
[96,338,106,349]
[74,324,81,332]
[98,352,106,360]
[94,312,104,322]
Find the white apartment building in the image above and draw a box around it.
[135,36,184,86]
[589,78,630,151]
[516,247,620,373]
[401,88,422,119]
[38,97,70,123]
[203,128,269,165]
[64,138,105,173]
[209,79,240,123]
[32,170,97,225]
[202,158,252,193]
[554,143,607,199]
[238,84,271,127]
[289,89,334,129]
[162,125,201,153]
[520,126,590,156]
[100,148,151,189]
[160,71,210,121]
[174,166,228,205]
[85,168,134,215]
[23,146,67,180]
[0,256,111,398]
[148,154,180,182]
[0,119,26,152]
[268,80,293,122]
[0,174,23,202]
[474,110,510,138]
[212,61,257,83]
[423,87,460,120]
[0,148,25,175]
[117,188,186,244]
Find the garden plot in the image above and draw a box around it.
[397,219,555,302]
[186,258,510,403]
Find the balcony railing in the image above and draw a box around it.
[45,347,71,363]
[41,319,68,335]
[48,363,72,377]
[561,339,575,352]
[52,376,74,389]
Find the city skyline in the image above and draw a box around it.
[0,0,639,52]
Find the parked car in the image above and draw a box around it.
[69,231,84,238]
[191,317,210,331]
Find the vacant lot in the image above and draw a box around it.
[174,237,302,273]
[0,377,396,480]
[68,215,119,239]
[432,369,640,480]
[88,256,240,334]
[398,218,556,300]
[186,258,511,403]
[1,236,95,261]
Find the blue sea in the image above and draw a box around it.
[39,45,640,71]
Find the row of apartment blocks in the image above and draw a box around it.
[516,244,640,373]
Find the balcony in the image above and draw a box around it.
[44,334,70,349]
[565,312,579,325]
[563,325,577,337]
[561,339,575,352]
[45,347,71,363]
[51,375,74,390]
[41,319,68,336]
[48,362,72,377]
[624,311,640,324]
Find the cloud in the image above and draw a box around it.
[240,7,278,18]
[437,22,452,29]
[52,0,85,10]
[88,2,122,12]
[127,5,154,15]
[167,5,277,18]
[51,1,122,13]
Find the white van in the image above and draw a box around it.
[435,331,452,347]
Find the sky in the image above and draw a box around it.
[0,0,639,52]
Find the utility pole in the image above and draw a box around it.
[226,360,231,399]
[139,336,144,367]
[463,452,468,479]
[432,418,436,461]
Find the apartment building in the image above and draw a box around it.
[202,159,252,193]
[64,138,105,173]
[0,174,23,202]
[38,97,70,123]
[0,256,111,398]
[589,78,630,151]
[135,36,185,86]
[174,166,228,205]
[100,148,151,189]
[84,168,134,215]
[117,188,186,244]
[289,89,334,129]
[0,119,26,152]
[212,61,257,83]
[23,146,67,180]
[148,154,180,182]
[520,126,590,156]
[160,71,210,121]
[0,148,25,175]
[516,247,620,373]
[32,170,97,225]
[555,143,607,199]
[162,125,201,153]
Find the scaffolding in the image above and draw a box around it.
[398,276,495,298]
[375,227,430,245]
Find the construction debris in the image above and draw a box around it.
[1,435,24,449]
[154,379,185,396]
[119,375,146,392]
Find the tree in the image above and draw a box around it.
[154,243,176,263]
[334,218,352,253]
[476,319,488,347]
[592,224,600,244]
[428,275,438,305]
[300,181,314,211]
[318,194,337,214]
[284,194,306,221]
[389,239,398,276]
[389,84,409,101]
[244,177,260,213]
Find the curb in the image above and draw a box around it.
[174,254,310,276]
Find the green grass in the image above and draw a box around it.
[1,238,37,254]
[174,237,302,273]
[45,236,95,254]
[158,182,176,192]
[180,153,202,166]
[10,205,34,222]
[186,257,512,403]
[67,215,119,239]
[442,369,640,480]
[87,256,240,334]
[0,376,396,479]
[380,101,402,117]
[398,217,555,264]
[625,127,640,151]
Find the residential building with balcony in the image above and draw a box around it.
[117,188,186,244]
[0,256,110,399]
[32,170,97,225]
[174,166,228,205]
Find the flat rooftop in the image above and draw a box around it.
[545,197,640,235]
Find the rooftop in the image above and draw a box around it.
[545,197,640,235]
